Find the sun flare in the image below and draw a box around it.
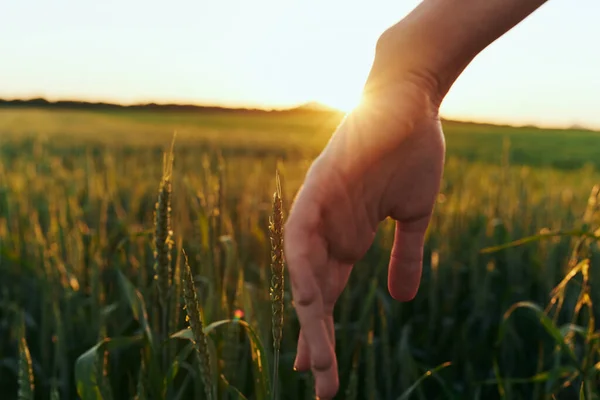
[318,89,364,113]
[318,83,362,113]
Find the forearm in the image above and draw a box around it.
[371,0,548,104]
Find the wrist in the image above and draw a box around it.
[367,0,548,106]
[364,26,446,111]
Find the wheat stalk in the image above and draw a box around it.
[154,135,175,369]
[181,249,214,400]
[270,169,285,399]
[18,315,34,400]
[366,326,376,400]
[98,350,113,400]
[154,151,173,309]
[134,350,147,400]
[169,237,183,359]
[345,351,360,400]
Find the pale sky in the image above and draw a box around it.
[1,0,599,128]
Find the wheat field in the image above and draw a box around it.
[1,107,600,399]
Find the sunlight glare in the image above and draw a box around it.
[318,89,364,113]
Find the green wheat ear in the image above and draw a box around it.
[154,134,175,371]
[270,168,285,399]
[17,314,34,400]
[181,249,214,400]
[154,147,174,309]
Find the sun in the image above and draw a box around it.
[318,90,364,113]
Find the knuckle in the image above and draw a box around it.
[375,26,398,54]
[295,285,317,308]
[311,352,333,372]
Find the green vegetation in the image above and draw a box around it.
[1,107,600,399]
[2,108,600,168]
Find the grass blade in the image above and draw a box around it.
[172,319,271,400]
[397,362,451,400]
[500,302,580,369]
[74,336,142,400]
[17,318,34,400]
[220,374,249,400]
[480,230,599,254]
[117,270,154,348]
[163,342,194,396]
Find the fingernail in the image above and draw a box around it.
[293,363,298,371]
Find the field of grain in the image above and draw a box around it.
[1,107,600,399]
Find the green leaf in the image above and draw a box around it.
[559,323,586,338]
[341,278,378,376]
[17,318,34,400]
[114,228,153,251]
[500,302,580,369]
[480,230,599,254]
[170,319,234,340]
[481,366,577,385]
[492,356,505,398]
[241,319,271,400]
[50,386,60,400]
[117,270,154,348]
[171,319,271,400]
[100,303,119,318]
[356,279,379,334]
[580,379,593,400]
[397,362,451,400]
[74,336,142,400]
[164,343,194,396]
[220,374,248,400]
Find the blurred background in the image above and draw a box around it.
[1,1,600,399]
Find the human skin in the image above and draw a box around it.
[283,0,549,398]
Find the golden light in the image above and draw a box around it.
[318,88,364,113]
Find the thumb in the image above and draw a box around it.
[387,216,430,301]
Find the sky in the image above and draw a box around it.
[1,0,599,129]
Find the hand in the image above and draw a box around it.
[284,45,446,398]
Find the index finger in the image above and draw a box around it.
[287,249,339,398]
[284,199,339,398]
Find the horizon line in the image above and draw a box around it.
[0,96,597,133]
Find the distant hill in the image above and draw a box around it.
[0,97,596,132]
[297,101,340,112]
[0,97,344,116]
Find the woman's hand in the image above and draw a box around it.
[284,70,445,398]
[284,0,547,396]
